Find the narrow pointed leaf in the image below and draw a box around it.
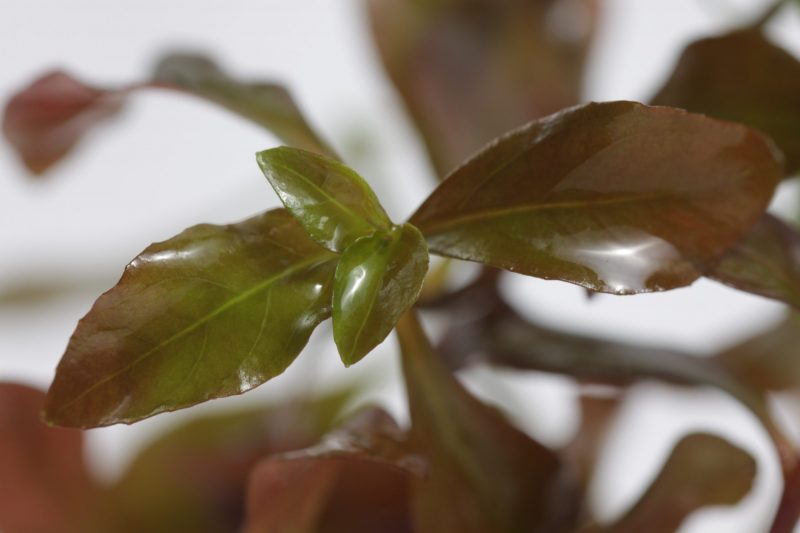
[333,224,429,365]
[603,433,756,533]
[44,209,337,427]
[256,147,392,252]
[366,0,601,176]
[3,54,334,175]
[410,101,782,294]
[245,407,417,533]
[652,29,800,175]
[0,383,97,533]
[396,312,578,533]
[709,214,800,309]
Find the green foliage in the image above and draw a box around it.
[45,210,337,427]
[5,0,800,531]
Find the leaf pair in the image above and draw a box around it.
[256,147,429,366]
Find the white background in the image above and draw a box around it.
[2,0,800,531]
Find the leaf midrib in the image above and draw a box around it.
[417,190,670,236]
[346,230,401,362]
[270,160,388,240]
[56,253,334,413]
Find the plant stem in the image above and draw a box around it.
[752,0,791,28]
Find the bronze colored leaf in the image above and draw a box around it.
[411,101,782,294]
[716,312,800,392]
[108,390,354,533]
[153,54,335,158]
[278,406,426,476]
[366,0,600,176]
[709,214,800,310]
[396,311,579,533]
[604,433,756,533]
[652,29,800,175]
[244,407,418,533]
[44,209,337,427]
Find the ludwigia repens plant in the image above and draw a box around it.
[4,0,800,532]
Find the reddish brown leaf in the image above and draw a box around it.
[603,433,756,533]
[652,29,800,175]
[716,312,800,392]
[710,214,800,310]
[244,407,418,533]
[2,72,125,174]
[107,389,354,533]
[411,101,782,294]
[3,54,334,175]
[0,383,97,533]
[396,311,579,532]
[367,0,601,176]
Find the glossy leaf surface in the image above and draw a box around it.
[0,383,97,533]
[411,101,782,294]
[652,29,800,174]
[256,147,391,252]
[333,224,429,365]
[1,72,125,174]
[367,0,600,176]
[3,54,334,174]
[245,407,417,533]
[709,214,800,310]
[396,312,577,533]
[602,433,755,533]
[45,209,337,427]
[108,390,353,533]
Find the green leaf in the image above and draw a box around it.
[44,209,337,427]
[709,214,800,310]
[3,54,335,175]
[333,224,429,366]
[0,383,98,533]
[256,146,392,252]
[366,0,601,176]
[601,433,756,533]
[396,312,578,533]
[652,29,800,175]
[244,407,417,533]
[410,101,782,294]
